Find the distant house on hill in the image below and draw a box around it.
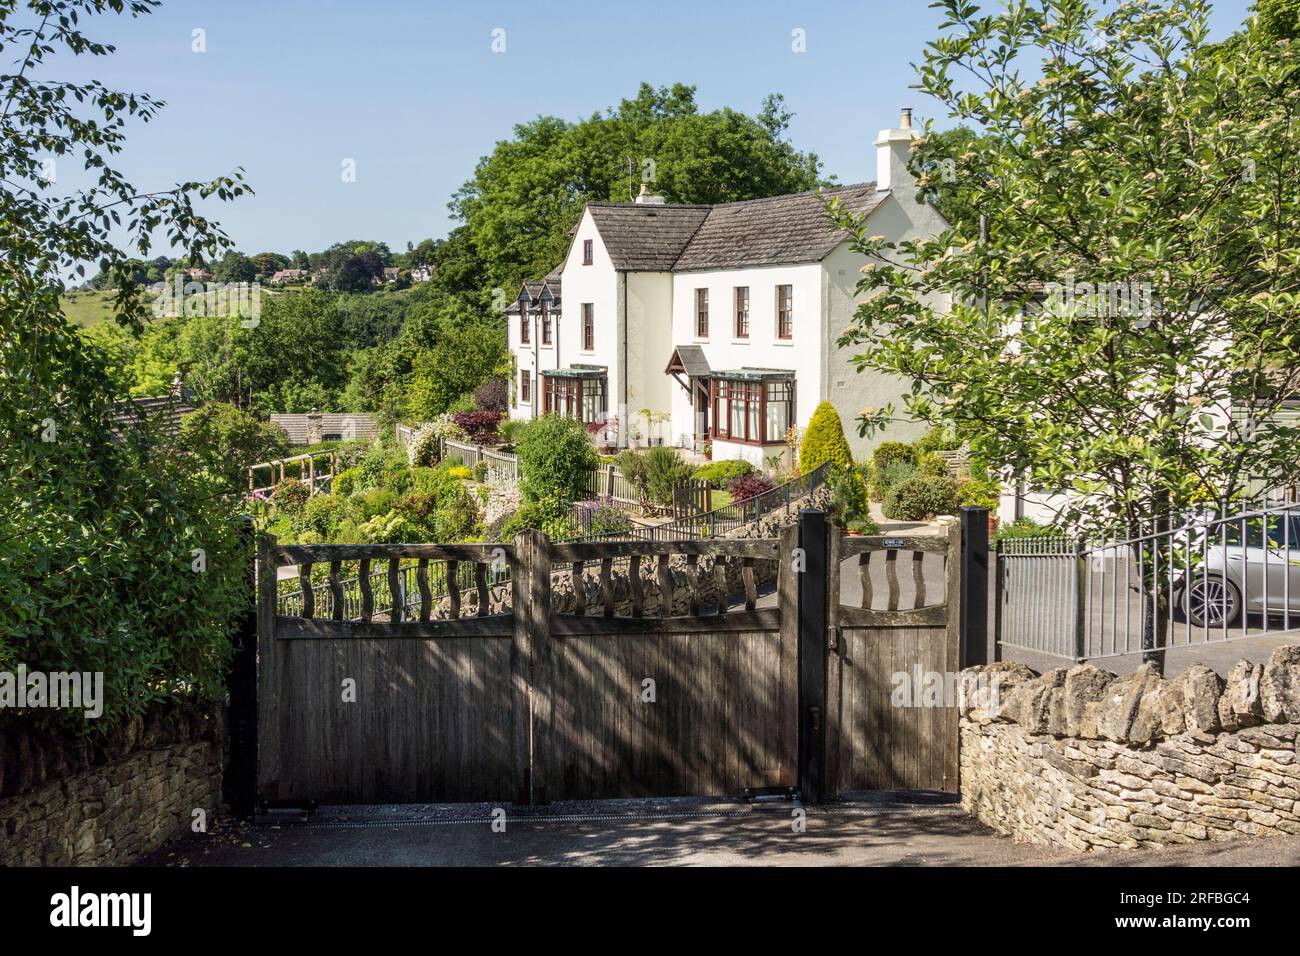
[410,264,434,283]
[270,269,307,285]
[185,267,212,282]
[270,410,378,446]
[381,267,401,285]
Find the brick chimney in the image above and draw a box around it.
[875,106,920,196]
[634,183,666,205]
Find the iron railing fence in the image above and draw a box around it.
[998,493,1300,661]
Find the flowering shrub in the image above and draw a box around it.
[575,497,634,536]
[728,474,776,504]
[407,416,469,467]
[473,376,509,413]
[271,477,310,514]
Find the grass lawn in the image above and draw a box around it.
[61,289,120,327]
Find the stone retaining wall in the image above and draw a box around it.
[958,649,1300,850]
[0,703,224,866]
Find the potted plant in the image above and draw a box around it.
[702,440,712,461]
[628,423,642,450]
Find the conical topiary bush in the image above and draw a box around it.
[799,401,853,474]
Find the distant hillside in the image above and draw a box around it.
[61,289,120,327]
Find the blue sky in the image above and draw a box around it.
[46,0,1259,257]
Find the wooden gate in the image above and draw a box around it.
[256,529,798,805]
[823,525,961,796]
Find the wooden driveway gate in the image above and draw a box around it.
[253,516,964,807]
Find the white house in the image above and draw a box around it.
[506,109,947,466]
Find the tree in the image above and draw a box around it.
[213,250,256,283]
[516,415,598,503]
[834,0,1300,658]
[450,83,829,292]
[178,403,289,493]
[405,320,508,419]
[250,251,289,278]
[0,0,252,732]
[800,402,853,474]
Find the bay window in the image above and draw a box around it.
[542,367,608,424]
[710,371,794,445]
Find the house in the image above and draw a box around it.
[269,411,379,446]
[381,267,401,284]
[270,269,307,285]
[411,264,435,283]
[109,372,195,440]
[185,267,212,282]
[506,109,947,465]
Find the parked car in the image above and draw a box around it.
[1178,510,1300,627]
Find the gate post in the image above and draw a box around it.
[797,508,830,803]
[511,529,550,804]
[959,507,990,667]
[225,517,258,819]
[255,532,281,804]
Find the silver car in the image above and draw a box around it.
[1180,510,1300,628]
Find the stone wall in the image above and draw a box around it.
[958,648,1300,850]
[0,703,224,866]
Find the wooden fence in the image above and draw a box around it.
[253,514,967,808]
[248,449,338,497]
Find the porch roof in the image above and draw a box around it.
[712,366,796,381]
[664,344,711,379]
[543,364,607,379]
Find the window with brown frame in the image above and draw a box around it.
[583,239,593,265]
[582,303,594,350]
[734,286,749,339]
[542,373,607,423]
[776,284,793,340]
[695,288,709,337]
[709,375,794,445]
[541,303,552,345]
[520,369,531,403]
[519,304,530,344]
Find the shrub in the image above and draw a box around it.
[871,460,919,501]
[516,414,598,503]
[693,459,755,488]
[333,467,361,497]
[407,416,469,467]
[992,517,1059,543]
[918,451,950,478]
[178,403,289,494]
[872,441,917,470]
[472,460,489,482]
[447,465,472,481]
[271,477,310,515]
[473,376,509,413]
[497,418,526,447]
[351,487,398,521]
[728,473,777,504]
[799,402,853,474]
[644,446,694,506]
[915,425,958,454]
[615,450,650,501]
[301,493,348,538]
[450,409,503,444]
[828,469,870,528]
[882,476,960,521]
[499,494,578,540]
[574,497,634,536]
[956,476,999,510]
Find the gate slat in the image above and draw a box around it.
[476,562,490,617]
[359,558,373,622]
[657,553,672,614]
[299,562,314,619]
[600,557,615,617]
[388,558,402,624]
[328,560,344,621]
[447,559,460,619]
[573,561,586,615]
[630,555,644,617]
[742,557,757,610]
[913,550,926,609]
[416,558,431,622]
[886,550,900,610]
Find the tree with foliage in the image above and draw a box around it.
[800,401,853,474]
[516,415,598,504]
[833,0,1300,657]
[178,403,289,493]
[405,320,508,420]
[451,83,830,292]
[0,0,252,732]
[213,250,256,284]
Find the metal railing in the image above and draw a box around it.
[997,494,1300,661]
[561,461,831,543]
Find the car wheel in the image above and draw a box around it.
[1184,573,1241,628]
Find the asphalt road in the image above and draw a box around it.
[141,798,1300,867]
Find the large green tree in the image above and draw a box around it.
[835,0,1300,654]
[451,83,829,293]
[1,0,252,731]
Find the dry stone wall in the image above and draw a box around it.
[0,703,224,866]
[959,648,1300,850]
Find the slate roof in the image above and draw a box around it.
[673,183,883,271]
[585,203,712,271]
[270,412,379,445]
[109,393,196,439]
[665,345,711,378]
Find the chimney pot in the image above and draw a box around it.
[900,107,913,129]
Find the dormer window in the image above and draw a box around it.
[583,239,593,266]
[541,302,552,345]
[519,303,530,344]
